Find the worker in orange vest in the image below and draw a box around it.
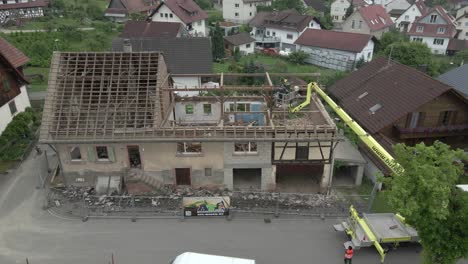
[344,246,354,264]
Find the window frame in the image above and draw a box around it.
[96,146,110,161]
[70,146,82,161]
[234,142,258,154]
[204,167,212,177]
[203,103,212,115]
[430,14,437,23]
[416,26,424,32]
[437,27,445,34]
[177,142,202,154]
[433,38,444,45]
[286,34,293,39]
[185,104,194,114]
[8,100,17,115]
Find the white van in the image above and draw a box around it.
[171,252,255,264]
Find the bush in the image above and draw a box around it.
[287,51,308,64]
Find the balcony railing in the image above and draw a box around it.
[254,35,281,43]
[395,124,468,139]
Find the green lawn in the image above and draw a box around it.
[24,67,50,92]
[370,191,395,213]
[214,54,339,81]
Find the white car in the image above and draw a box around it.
[171,252,255,264]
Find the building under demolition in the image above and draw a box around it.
[40,52,339,193]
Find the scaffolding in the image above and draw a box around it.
[40,52,338,146]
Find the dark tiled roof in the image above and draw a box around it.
[438,64,468,97]
[249,10,319,32]
[0,36,29,68]
[120,21,183,38]
[224,32,255,46]
[328,57,453,134]
[295,29,373,53]
[303,0,327,12]
[151,0,208,24]
[106,0,158,14]
[112,37,212,74]
[0,0,47,10]
[357,5,394,31]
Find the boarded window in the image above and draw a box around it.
[8,101,17,115]
[234,142,257,153]
[185,104,194,114]
[177,142,202,153]
[96,146,109,160]
[70,147,82,160]
[205,168,212,176]
[203,104,212,114]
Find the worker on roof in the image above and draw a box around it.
[344,246,354,264]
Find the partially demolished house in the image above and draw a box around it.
[40,52,338,193]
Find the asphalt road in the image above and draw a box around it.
[0,152,463,264]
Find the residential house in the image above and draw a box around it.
[341,5,394,39]
[224,32,256,55]
[328,57,468,179]
[295,29,375,71]
[455,6,468,40]
[302,0,328,17]
[0,0,47,25]
[330,0,368,24]
[120,21,188,38]
[249,9,321,51]
[408,6,457,54]
[149,0,208,37]
[447,0,468,11]
[447,38,468,55]
[384,0,411,19]
[39,52,339,193]
[0,37,31,135]
[223,0,271,24]
[112,37,212,96]
[104,0,159,23]
[395,0,427,32]
[438,63,468,98]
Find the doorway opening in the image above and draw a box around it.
[175,168,191,185]
[233,168,262,190]
[127,146,142,168]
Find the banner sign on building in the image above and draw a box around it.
[183,197,230,216]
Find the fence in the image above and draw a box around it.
[45,187,371,220]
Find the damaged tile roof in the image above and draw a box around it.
[106,0,158,14]
[295,29,373,53]
[151,0,208,24]
[0,36,29,68]
[249,9,320,32]
[328,57,453,134]
[224,32,255,46]
[358,5,394,31]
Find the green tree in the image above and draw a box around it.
[287,50,308,64]
[233,47,241,62]
[383,142,468,264]
[207,10,223,25]
[375,29,408,54]
[319,14,334,30]
[211,23,225,61]
[345,1,354,18]
[271,0,305,14]
[239,24,252,33]
[383,41,432,70]
[195,0,212,10]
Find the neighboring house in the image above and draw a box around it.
[219,21,242,36]
[408,5,457,54]
[0,37,31,135]
[395,0,427,32]
[295,29,375,71]
[341,5,394,39]
[330,0,368,24]
[112,37,212,96]
[302,0,327,17]
[455,6,468,40]
[447,0,468,11]
[438,63,468,98]
[249,9,322,51]
[120,21,188,38]
[223,0,271,24]
[0,0,47,25]
[149,0,208,37]
[39,51,339,193]
[104,0,159,23]
[328,57,468,178]
[447,38,468,55]
[384,0,411,19]
[224,32,256,55]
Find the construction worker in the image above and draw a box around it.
[344,246,354,264]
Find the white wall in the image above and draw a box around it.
[410,35,449,54]
[173,76,201,96]
[456,9,468,40]
[174,101,222,124]
[331,0,350,23]
[264,21,320,51]
[395,4,423,32]
[0,85,31,135]
[355,39,375,61]
[151,4,207,36]
[223,0,266,24]
[237,41,255,54]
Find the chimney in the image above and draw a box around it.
[123,39,132,52]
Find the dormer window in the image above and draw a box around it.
[416,26,424,32]
[430,14,437,23]
[437,27,445,33]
